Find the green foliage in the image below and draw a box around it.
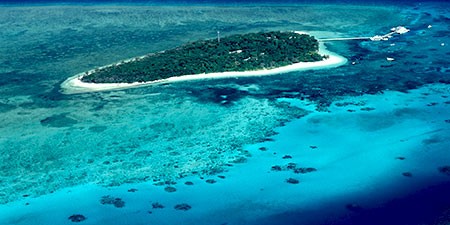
[82,31,325,83]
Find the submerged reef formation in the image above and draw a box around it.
[68,214,86,223]
[286,178,300,184]
[81,31,325,83]
[271,162,317,174]
[164,186,177,193]
[100,195,126,208]
[174,203,192,211]
[0,97,306,204]
[152,202,165,209]
[438,166,450,176]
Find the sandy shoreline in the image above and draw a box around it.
[61,42,347,94]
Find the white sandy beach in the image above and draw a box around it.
[61,42,347,94]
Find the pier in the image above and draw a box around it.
[319,37,371,41]
[318,26,410,42]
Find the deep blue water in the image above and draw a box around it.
[254,181,450,225]
[333,181,450,225]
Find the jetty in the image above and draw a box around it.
[319,37,372,41]
[318,26,410,42]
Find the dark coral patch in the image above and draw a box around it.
[154,181,165,186]
[286,178,300,184]
[206,179,216,184]
[100,195,125,208]
[286,163,297,170]
[402,172,413,177]
[68,214,86,222]
[152,202,165,209]
[360,107,376,111]
[294,167,317,174]
[271,163,317,174]
[174,203,192,211]
[164,186,177,193]
[271,165,283,171]
[438,166,450,176]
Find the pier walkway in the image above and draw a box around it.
[319,37,371,41]
[317,26,410,42]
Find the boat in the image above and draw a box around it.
[391,26,410,34]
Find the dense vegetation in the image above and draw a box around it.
[81,31,327,83]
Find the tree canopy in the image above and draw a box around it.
[81,31,326,83]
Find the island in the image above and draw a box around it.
[61,31,347,94]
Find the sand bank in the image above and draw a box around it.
[61,42,347,94]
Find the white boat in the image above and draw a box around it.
[391,26,410,34]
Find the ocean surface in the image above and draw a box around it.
[0,0,449,224]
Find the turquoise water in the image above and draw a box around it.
[0,2,450,224]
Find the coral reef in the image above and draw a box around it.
[152,202,165,209]
[286,178,300,184]
[174,203,192,211]
[100,195,125,208]
[68,214,86,222]
[438,166,450,176]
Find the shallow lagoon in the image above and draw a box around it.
[0,1,449,224]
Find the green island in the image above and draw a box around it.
[81,31,328,83]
